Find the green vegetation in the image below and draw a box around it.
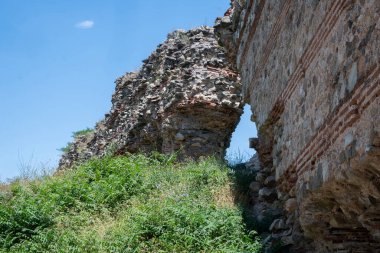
[72,128,94,137]
[0,154,261,252]
[58,128,94,153]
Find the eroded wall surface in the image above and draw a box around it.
[217,0,380,251]
[59,27,243,169]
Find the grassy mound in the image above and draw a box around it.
[0,154,261,252]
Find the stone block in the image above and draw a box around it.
[259,187,277,202]
[264,176,276,187]
[269,218,287,231]
[284,198,297,213]
[249,181,261,192]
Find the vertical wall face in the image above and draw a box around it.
[217,0,380,251]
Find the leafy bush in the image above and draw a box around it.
[72,128,93,138]
[0,154,261,252]
[0,197,53,248]
[58,127,94,153]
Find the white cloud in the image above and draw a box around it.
[75,20,94,29]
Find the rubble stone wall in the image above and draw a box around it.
[216,0,380,251]
[58,27,243,170]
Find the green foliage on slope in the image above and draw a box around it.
[0,154,261,253]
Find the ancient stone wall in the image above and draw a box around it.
[59,27,243,170]
[216,0,380,251]
[57,2,380,250]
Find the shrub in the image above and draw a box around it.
[72,128,93,138]
[58,128,94,153]
[0,154,261,252]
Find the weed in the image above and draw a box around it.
[72,128,93,138]
[0,154,261,252]
[225,148,252,166]
[58,128,94,154]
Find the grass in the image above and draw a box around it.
[0,153,261,252]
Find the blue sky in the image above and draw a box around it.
[0,0,256,181]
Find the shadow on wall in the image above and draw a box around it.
[226,104,257,164]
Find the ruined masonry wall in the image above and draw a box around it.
[216,0,380,251]
[58,27,243,170]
